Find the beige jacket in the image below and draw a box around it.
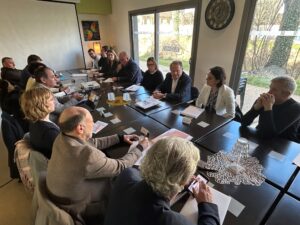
[46,133,142,219]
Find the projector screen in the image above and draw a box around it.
[0,0,85,71]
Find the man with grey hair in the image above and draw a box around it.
[104,137,219,225]
[153,60,191,102]
[242,75,300,143]
[112,51,143,85]
[46,106,148,222]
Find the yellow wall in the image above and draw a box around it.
[76,0,112,15]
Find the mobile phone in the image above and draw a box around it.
[187,174,209,193]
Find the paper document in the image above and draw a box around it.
[125,84,141,92]
[54,92,66,98]
[180,188,231,225]
[92,121,108,134]
[181,105,204,119]
[293,153,300,167]
[81,81,100,90]
[71,73,87,77]
[135,97,161,109]
[104,78,113,83]
[135,129,193,166]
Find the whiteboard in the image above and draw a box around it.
[0,0,85,71]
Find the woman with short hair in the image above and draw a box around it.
[141,57,163,92]
[104,137,220,225]
[21,88,59,159]
[196,66,235,118]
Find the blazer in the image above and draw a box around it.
[158,72,192,102]
[196,84,235,118]
[46,133,142,220]
[104,168,220,225]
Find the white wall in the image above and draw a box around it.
[77,14,112,67]
[106,0,245,89]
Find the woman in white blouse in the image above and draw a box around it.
[196,66,235,118]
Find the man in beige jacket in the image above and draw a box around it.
[46,106,148,223]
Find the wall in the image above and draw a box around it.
[107,0,246,89]
[76,0,112,15]
[77,14,112,67]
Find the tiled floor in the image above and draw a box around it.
[0,120,32,225]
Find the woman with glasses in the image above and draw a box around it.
[141,57,163,92]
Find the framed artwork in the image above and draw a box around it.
[81,20,101,41]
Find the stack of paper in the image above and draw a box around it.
[81,81,100,90]
[135,97,161,109]
[181,105,204,119]
[125,84,141,92]
[71,73,87,77]
[92,121,108,134]
[135,129,193,166]
[180,188,231,225]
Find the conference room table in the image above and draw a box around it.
[287,169,300,200]
[149,102,231,141]
[195,120,300,190]
[265,194,300,225]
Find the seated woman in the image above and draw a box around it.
[196,66,235,118]
[100,49,119,77]
[20,88,60,159]
[141,57,163,92]
[104,137,220,225]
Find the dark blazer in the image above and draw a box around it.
[1,67,22,86]
[116,59,143,85]
[29,120,60,159]
[104,168,220,225]
[158,72,192,102]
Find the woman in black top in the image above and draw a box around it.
[141,57,163,92]
[21,88,60,159]
[101,49,119,77]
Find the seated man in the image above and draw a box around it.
[112,51,143,85]
[88,48,100,69]
[153,60,191,102]
[98,45,109,69]
[1,57,22,86]
[19,54,42,89]
[241,76,300,143]
[46,106,148,222]
[32,66,83,119]
[104,137,220,225]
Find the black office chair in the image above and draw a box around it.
[1,111,24,179]
[191,86,199,100]
[237,77,247,109]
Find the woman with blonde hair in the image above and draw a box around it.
[104,137,219,225]
[21,88,59,159]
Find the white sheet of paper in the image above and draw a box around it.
[180,188,231,225]
[268,150,285,161]
[228,197,245,217]
[223,132,235,139]
[140,127,150,136]
[197,121,210,128]
[104,78,113,83]
[125,84,141,91]
[53,92,66,98]
[182,117,192,125]
[181,105,205,119]
[71,73,87,77]
[110,118,121,124]
[171,109,181,115]
[96,107,106,112]
[123,127,136,135]
[293,153,300,167]
[92,121,108,134]
[104,112,113,118]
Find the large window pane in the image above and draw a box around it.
[131,14,155,71]
[157,8,195,75]
[240,0,300,115]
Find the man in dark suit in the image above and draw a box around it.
[153,60,191,102]
[112,51,143,86]
[1,57,22,86]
